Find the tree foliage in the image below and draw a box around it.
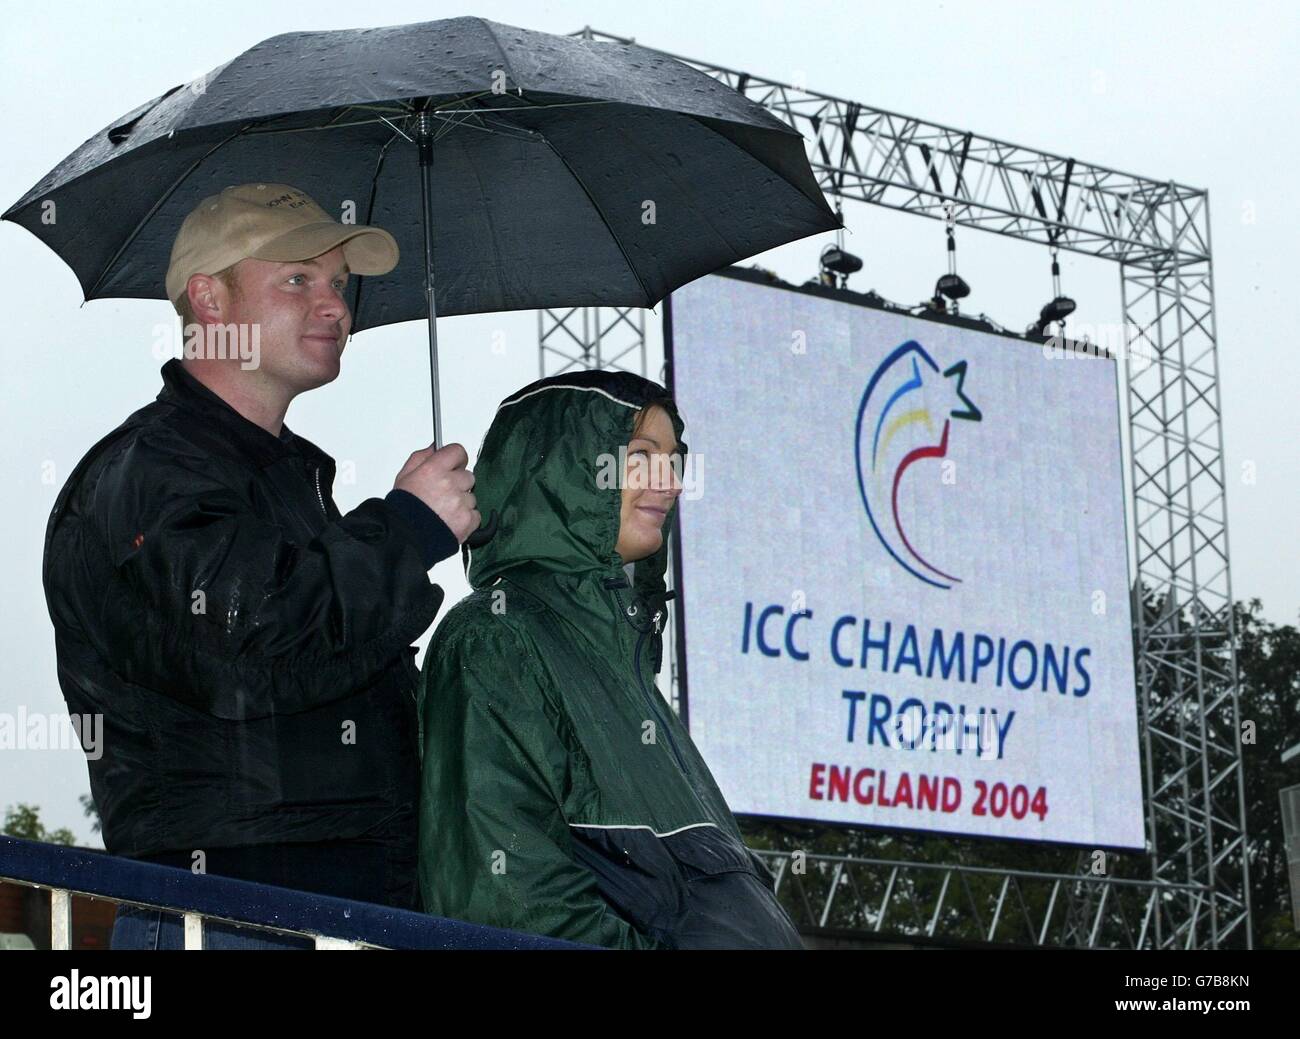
[2,803,76,846]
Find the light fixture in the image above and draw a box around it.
[929,203,970,313]
[1029,245,1077,336]
[819,243,863,286]
[815,202,861,289]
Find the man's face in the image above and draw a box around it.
[221,246,352,393]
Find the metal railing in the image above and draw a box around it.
[753,848,1209,948]
[0,836,584,950]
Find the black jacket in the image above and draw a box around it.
[42,360,456,909]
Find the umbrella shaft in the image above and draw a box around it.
[417,112,442,448]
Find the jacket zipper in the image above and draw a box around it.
[313,465,327,518]
[631,606,689,775]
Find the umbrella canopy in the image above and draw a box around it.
[3,16,840,331]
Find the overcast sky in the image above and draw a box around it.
[2,0,1295,845]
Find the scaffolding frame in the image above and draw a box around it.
[537,27,1250,949]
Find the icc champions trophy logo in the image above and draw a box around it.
[854,340,982,590]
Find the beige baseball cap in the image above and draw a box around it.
[165,182,399,312]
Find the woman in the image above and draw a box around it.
[417,370,802,949]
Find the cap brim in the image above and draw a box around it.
[249,222,399,276]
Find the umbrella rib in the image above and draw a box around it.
[378,115,414,143]
[318,104,396,129]
[432,110,490,142]
[477,116,542,142]
[534,133,655,308]
[431,89,500,115]
[85,121,258,300]
[429,112,538,145]
[431,93,496,142]
[433,97,551,141]
[349,128,402,328]
[432,117,463,143]
[453,97,555,143]
[243,116,410,136]
[423,92,620,146]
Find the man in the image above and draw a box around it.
[43,183,478,948]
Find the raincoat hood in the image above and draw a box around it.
[466,370,686,613]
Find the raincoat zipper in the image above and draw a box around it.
[630,603,689,775]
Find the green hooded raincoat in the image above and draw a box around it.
[417,371,802,949]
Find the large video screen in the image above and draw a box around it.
[668,269,1144,850]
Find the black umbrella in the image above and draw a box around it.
[3,16,840,446]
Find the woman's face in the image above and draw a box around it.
[615,405,683,563]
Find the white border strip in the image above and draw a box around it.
[568,821,720,838]
[498,383,641,413]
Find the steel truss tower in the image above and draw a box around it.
[538,305,648,379]
[540,27,1250,949]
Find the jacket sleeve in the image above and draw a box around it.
[85,430,446,720]
[418,619,663,950]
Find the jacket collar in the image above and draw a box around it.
[157,359,334,471]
